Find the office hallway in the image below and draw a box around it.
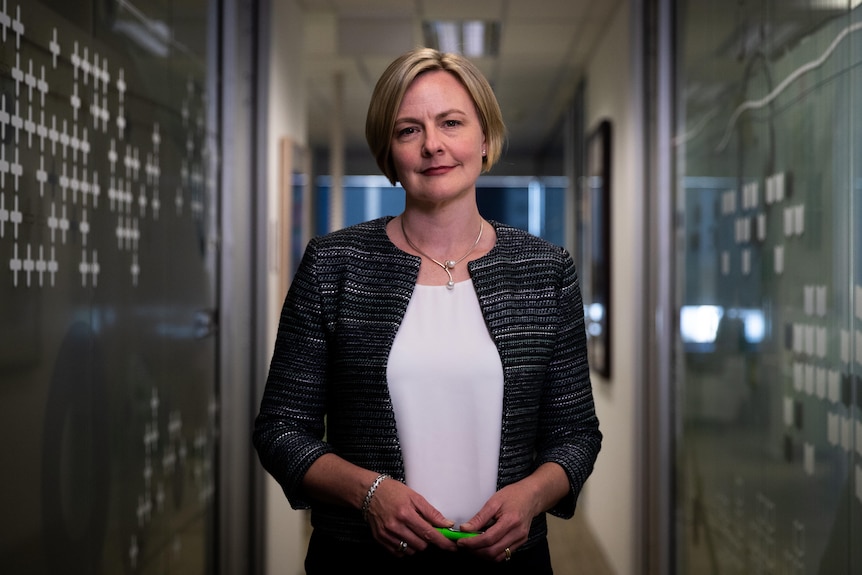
[547,512,614,575]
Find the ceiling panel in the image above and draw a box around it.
[419,0,505,20]
[336,17,415,55]
[499,23,580,55]
[505,0,592,21]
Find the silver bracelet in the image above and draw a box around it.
[361,473,391,521]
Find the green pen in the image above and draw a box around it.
[436,527,482,540]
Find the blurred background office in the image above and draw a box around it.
[1,1,861,574]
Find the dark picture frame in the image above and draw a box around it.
[579,119,612,378]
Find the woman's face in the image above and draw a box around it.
[390,70,486,206]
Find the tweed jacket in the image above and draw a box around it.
[254,216,602,548]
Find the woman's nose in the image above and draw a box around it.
[422,129,442,156]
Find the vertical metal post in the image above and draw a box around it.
[218,0,262,573]
[643,0,676,572]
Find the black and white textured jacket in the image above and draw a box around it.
[254,216,602,548]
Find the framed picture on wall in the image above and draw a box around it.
[579,119,612,378]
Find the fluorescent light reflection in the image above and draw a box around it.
[680,305,724,344]
[463,21,486,57]
[423,20,500,57]
[680,305,767,352]
[436,22,459,54]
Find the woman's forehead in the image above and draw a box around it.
[399,71,474,113]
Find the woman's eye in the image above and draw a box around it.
[397,126,417,137]
[443,119,461,128]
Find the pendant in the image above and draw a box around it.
[445,260,456,269]
[446,280,455,290]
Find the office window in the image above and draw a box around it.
[314,175,567,248]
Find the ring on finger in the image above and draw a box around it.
[504,547,512,561]
[398,540,408,553]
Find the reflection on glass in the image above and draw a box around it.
[675,2,861,574]
[584,303,605,339]
[0,1,218,573]
[680,305,723,344]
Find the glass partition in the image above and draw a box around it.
[0,1,219,573]
[674,2,861,573]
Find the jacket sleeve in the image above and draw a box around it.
[253,238,333,509]
[534,248,602,518]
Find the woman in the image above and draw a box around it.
[253,47,602,574]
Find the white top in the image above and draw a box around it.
[387,279,504,526]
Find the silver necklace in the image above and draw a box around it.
[400,218,484,290]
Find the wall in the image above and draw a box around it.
[579,2,642,574]
[259,1,307,574]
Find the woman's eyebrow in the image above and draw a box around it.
[394,109,467,124]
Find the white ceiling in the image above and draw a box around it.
[296,0,622,162]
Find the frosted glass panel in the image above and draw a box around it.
[675,3,861,574]
[0,1,219,573]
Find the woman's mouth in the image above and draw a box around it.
[421,165,453,176]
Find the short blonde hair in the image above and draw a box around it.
[365,47,507,185]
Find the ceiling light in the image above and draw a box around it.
[807,0,862,8]
[423,20,500,57]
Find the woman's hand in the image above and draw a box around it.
[457,462,570,562]
[455,482,537,562]
[300,455,458,556]
[365,478,459,556]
